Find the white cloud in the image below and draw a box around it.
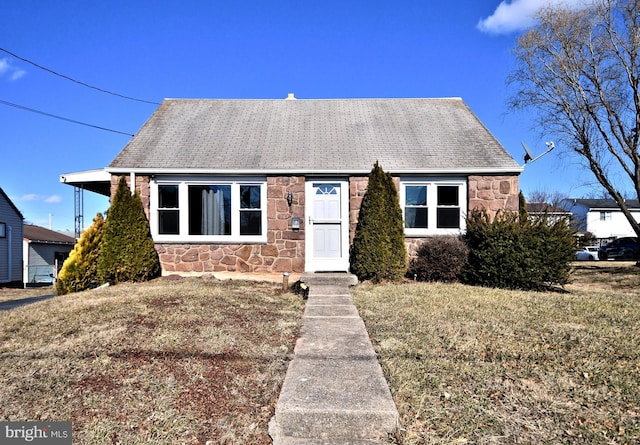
[19,193,40,202]
[0,57,26,81]
[477,0,593,35]
[44,195,62,204]
[16,194,62,204]
[11,68,26,81]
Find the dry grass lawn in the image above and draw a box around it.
[2,262,639,444]
[0,277,304,444]
[353,262,640,444]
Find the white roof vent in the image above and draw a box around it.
[285,93,296,100]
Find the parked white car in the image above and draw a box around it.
[575,246,600,261]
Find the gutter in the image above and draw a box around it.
[107,166,524,176]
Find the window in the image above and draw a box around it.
[404,185,428,228]
[400,179,466,235]
[158,185,179,235]
[239,185,262,235]
[188,185,231,235]
[599,211,612,222]
[437,185,460,228]
[0,222,5,238]
[151,178,266,242]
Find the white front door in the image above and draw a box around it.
[305,179,349,272]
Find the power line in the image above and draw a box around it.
[0,47,160,105]
[0,99,134,136]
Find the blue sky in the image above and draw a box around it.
[1,0,596,232]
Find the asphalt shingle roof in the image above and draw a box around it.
[109,97,520,173]
[571,199,640,209]
[23,225,75,244]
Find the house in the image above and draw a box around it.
[60,96,522,275]
[0,187,24,286]
[526,202,572,224]
[23,225,75,286]
[561,198,640,241]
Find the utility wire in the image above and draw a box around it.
[0,47,160,105]
[0,99,134,136]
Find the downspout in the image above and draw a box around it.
[130,172,136,195]
[7,225,11,284]
[23,232,29,287]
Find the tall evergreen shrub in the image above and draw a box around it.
[55,213,105,295]
[518,191,529,220]
[97,177,161,284]
[350,162,407,282]
[383,170,408,281]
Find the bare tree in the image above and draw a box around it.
[509,0,640,239]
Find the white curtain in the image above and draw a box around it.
[201,188,225,235]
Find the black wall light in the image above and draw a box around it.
[286,191,293,207]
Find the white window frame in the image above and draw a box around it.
[600,211,612,222]
[150,176,267,243]
[399,178,467,236]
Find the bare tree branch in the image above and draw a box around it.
[509,0,640,240]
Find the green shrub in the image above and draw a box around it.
[408,236,468,282]
[97,177,161,285]
[56,213,105,295]
[350,162,407,282]
[382,168,408,281]
[462,208,575,290]
[518,191,528,220]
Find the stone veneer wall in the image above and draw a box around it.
[110,174,152,220]
[349,176,368,244]
[110,173,519,272]
[468,175,519,219]
[111,175,306,274]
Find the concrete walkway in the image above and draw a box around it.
[269,273,398,444]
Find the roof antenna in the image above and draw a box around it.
[521,141,555,167]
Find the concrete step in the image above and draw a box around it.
[301,272,359,287]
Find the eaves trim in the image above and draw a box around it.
[107,167,523,176]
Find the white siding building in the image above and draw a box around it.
[562,199,640,240]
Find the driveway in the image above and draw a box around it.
[0,294,56,311]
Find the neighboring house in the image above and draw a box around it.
[526,202,572,224]
[60,96,522,275]
[23,225,75,286]
[0,187,24,286]
[561,198,640,240]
